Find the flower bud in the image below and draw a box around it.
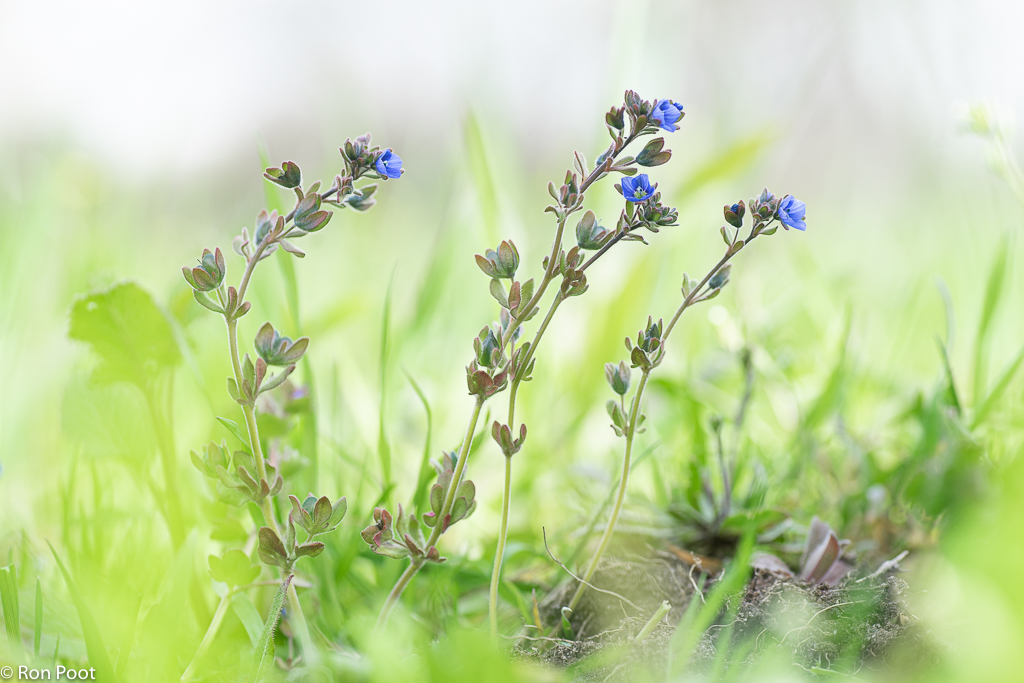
[475,240,520,279]
[604,361,632,396]
[708,264,732,291]
[724,201,745,229]
[263,161,301,189]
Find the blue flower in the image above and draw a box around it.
[620,173,656,203]
[777,195,807,231]
[650,100,684,132]
[375,149,403,179]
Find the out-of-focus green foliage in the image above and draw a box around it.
[1,96,1024,683]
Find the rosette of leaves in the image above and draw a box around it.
[476,240,520,280]
[360,505,444,563]
[288,494,347,538]
[257,513,326,571]
[466,363,508,398]
[191,441,281,506]
[421,451,477,532]
[623,316,664,370]
[491,421,527,457]
[575,210,613,250]
[191,442,283,507]
[224,323,307,405]
[749,517,853,586]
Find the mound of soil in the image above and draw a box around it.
[518,551,932,680]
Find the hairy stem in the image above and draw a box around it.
[223,235,320,662]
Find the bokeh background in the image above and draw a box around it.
[2,1,1024,681]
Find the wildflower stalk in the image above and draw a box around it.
[375,395,486,630]
[489,292,566,637]
[185,138,398,674]
[218,208,330,663]
[568,229,764,611]
[373,92,688,631]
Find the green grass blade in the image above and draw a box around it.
[33,577,41,660]
[464,111,500,245]
[972,342,1024,429]
[230,592,264,648]
[115,593,142,679]
[972,238,1009,403]
[675,128,775,201]
[377,271,395,501]
[0,564,23,661]
[46,542,118,682]
[252,576,292,681]
[216,416,250,450]
[668,532,754,676]
[405,369,434,512]
[937,337,963,415]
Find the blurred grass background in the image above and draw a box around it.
[2,1,1024,681]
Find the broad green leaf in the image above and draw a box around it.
[46,543,118,682]
[68,281,181,387]
[208,549,261,587]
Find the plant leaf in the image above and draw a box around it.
[230,593,264,648]
[0,564,22,661]
[216,416,250,449]
[68,282,181,387]
[46,542,118,682]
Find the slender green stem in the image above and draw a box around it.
[378,128,646,630]
[489,454,513,638]
[568,230,760,611]
[634,600,671,642]
[568,370,650,611]
[488,293,564,637]
[222,233,321,663]
[180,590,232,682]
[375,395,486,630]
